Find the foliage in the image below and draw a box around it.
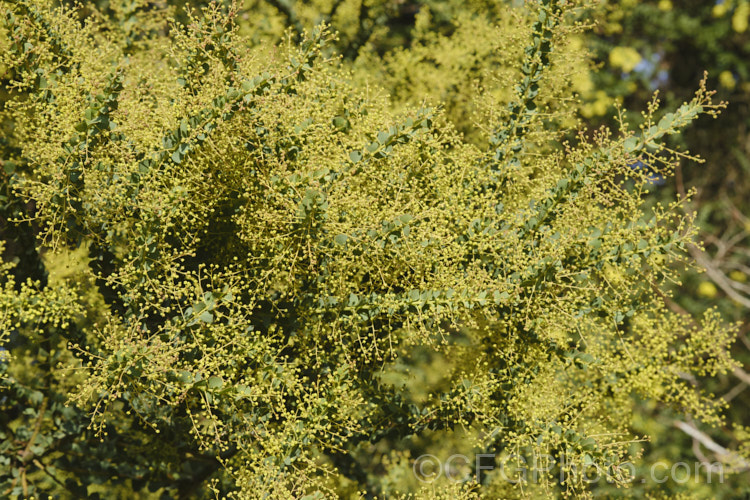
[0,0,740,498]
[571,1,750,497]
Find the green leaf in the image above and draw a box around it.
[334,234,348,246]
[199,311,214,324]
[623,137,639,153]
[208,376,223,389]
[580,437,596,451]
[349,151,362,163]
[658,113,674,131]
[332,116,349,131]
[235,385,253,399]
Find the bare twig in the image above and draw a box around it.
[732,366,750,386]
[32,458,67,490]
[720,382,748,403]
[3,397,49,496]
[688,242,750,309]
[20,397,48,465]
[740,333,750,352]
[673,420,750,471]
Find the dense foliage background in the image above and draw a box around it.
[1,0,749,498]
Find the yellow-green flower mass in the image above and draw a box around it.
[0,0,742,498]
[609,46,642,73]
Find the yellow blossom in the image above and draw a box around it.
[658,0,673,11]
[733,1,749,32]
[609,46,642,73]
[698,281,718,299]
[714,2,729,17]
[719,70,737,89]
[729,270,747,282]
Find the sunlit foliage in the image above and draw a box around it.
[0,0,738,497]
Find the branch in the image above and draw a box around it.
[32,458,67,491]
[3,397,48,496]
[19,397,48,465]
[720,381,747,403]
[652,282,750,389]
[732,366,750,386]
[676,166,742,306]
[688,242,750,309]
[673,420,750,472]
